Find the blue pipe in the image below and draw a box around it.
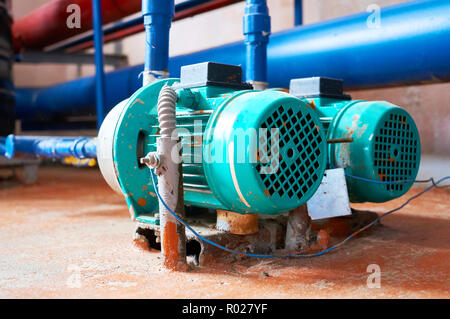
[16,64,143,120]
[15,0,450,120]
[243,0,270,84]
[92,0,106,128]
[294,0,302,26]
[0,137,5,156]
[143,0,175,78]
[4,135,97,159]
[51,0,242,53]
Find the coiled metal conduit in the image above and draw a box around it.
[157,85,178,138]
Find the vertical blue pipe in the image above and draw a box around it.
[243,0,271,87]
[142,0,175,84]
[0,137,5,156]
[294,0,303,26]
[92,0,106,129]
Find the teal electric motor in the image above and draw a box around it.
[98,63,327,225]
[290,77,421,203]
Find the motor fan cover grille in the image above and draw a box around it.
[373,110,420,194]
[256,104,326,205]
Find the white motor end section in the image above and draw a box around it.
[97,99,128,195]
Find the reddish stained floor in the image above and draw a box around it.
[0,166,448,299]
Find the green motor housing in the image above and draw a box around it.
[98,63,327,225]
[290,77,421,203]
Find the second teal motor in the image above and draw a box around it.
[290,77,421,203]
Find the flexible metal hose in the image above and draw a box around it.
[157,84,178,138]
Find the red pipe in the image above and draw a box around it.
[67,0,241,52]
[12,0,141,52]
[174,0,240,20]
[67,25,144,53]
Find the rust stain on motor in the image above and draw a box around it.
[137,198,147,207]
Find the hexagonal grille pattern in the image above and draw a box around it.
[373,112,420,192]
[256,105,323,200]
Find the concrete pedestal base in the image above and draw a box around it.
[134,208,379,268]
[216,210,259,235]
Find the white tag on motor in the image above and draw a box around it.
[307,168,352,220]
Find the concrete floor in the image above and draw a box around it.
[0,166,449,299]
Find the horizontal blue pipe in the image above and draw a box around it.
[16,0,450,120]
[5,135,97,159]
[17,64,143,120]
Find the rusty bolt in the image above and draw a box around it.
[140,152,160,168]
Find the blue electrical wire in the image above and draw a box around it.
[328,162,439,185]
[150,169,450,258]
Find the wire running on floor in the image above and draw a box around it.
[328,162,445,187]
[150,169,449,258]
